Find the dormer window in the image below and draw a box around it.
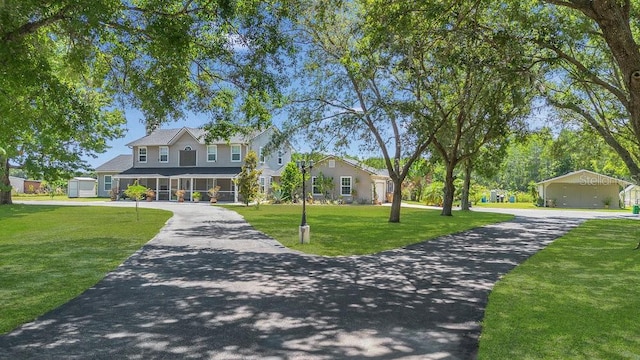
[184,146,192,151]
[138,147,147,163]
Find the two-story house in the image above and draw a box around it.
[95,126,291,202]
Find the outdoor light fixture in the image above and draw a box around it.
[297,160,313,243]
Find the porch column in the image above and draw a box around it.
[234,177,238,203]
[190,177,194,202]
[156,178,159,201]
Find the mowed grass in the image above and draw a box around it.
[12,194,109,202]
[0,205,172,334]
[224,204,513,256]
[479,219,640,359]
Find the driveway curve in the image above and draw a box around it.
[0,202,629,359]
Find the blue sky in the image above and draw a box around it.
[87,104,552,170]
[85,109,213,169]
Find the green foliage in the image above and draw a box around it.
[479,219,640,359]
[225,204,512,256]
[424,181,444,206]
[481,128,631,191]
[314,172,335,203]
[124,180,147,220]
[505,1,640,178]
[0,205,171,333]
[0,0,296,205]
[236,150,262,206]
[280,162,302,202]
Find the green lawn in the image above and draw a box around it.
[12,194,109,202]
[0,204,172,334]
[474,201,630,212]
[473,202,538,209]
[479,219,640,359]
[223,204,513,256]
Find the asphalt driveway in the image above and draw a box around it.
[0,202,625,359]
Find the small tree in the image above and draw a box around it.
[280,162,302,202]
[315,172,334,203]
[124,180,147,221]
[237,151,262,206]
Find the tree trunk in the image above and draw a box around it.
[388,179,403,223]
[0,157,12,205]
[441,162,455,216]
[461,160,472,211]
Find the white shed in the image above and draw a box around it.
[68,177,97,198]
[9,176,25,193]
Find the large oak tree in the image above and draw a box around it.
[0,0,293,204]
[509,0,640,181]
[279,0,445,222]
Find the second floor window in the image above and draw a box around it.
[277,150,283,165]
[231,144,241,162]
[159,146,168,163]
[207,145,217,162]
[138,147,147,163]
[259,147,265,163]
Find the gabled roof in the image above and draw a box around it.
[95,154,133,172]
[317,155,390,178]
[126,126,262,147]
[536,169,631,186]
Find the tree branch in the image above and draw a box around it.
[3,6,70,42]
[539,40,629,109]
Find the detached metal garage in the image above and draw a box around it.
[68,177,97,198]
[537,170,631,209]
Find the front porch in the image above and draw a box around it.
[115,176,238,202]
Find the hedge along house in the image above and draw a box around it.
[536,169,631,209]
[95,126,291,202]
[311,156,393,204]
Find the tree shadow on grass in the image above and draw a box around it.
[0,216,583,359]
[0,204,59,221]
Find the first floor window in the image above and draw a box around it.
[231,144,241,162]
[104,175,112,191]
[138,147,147,163]
[259,176,266,193]
[312,176,321,195]
[340,176,352,196]
[159,146,168,162]
[207,145,217,162]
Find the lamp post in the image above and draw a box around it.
[297,159,313,243]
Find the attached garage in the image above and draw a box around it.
[537,170,631,209]
[68,177,97,198]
